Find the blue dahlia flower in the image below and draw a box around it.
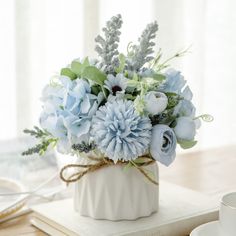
[40,76,99,153]
[91,99,152,162]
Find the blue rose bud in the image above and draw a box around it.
[150,124,177,166]
[145,91,168,115]
[174,117,196,141]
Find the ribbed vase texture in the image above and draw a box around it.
[74,160,159,220]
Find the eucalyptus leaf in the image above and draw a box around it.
[82,66,106,85]
[60,68,77,80]
[178,139,197,149]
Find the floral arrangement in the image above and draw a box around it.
[23,15,212,182]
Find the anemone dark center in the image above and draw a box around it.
[112,85,122,95]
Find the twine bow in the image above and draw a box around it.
[60,156,158,186]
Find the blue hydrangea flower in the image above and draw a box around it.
[160,68,195,121]
[91,99,152,162]
[160,68,193,100]
[138,68,155,78]
[174,99,196,118]
[40,76,99,153]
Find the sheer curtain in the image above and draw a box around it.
[1,0,236,150]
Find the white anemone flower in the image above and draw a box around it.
[104,73,128,96]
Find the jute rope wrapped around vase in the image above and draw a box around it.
[60,155,159,186]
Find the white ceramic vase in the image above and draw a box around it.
[74,158,159,221]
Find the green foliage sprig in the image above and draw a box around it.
[22,126,57,156]
[151,46,191,72]
[23,126,49,138]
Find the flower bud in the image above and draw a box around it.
[145,91,168,115]
[150,124,177,166]
[174,117,196,140]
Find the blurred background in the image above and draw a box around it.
[1,0,236,151]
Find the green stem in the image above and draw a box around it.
[155,46,191,72]
[101,86,107,100]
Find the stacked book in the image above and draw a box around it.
[31,182,219,236]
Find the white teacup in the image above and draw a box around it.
[219,192,236,236]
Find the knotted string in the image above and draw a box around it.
[60,156,158,186]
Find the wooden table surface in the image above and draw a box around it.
[0,145,236,236]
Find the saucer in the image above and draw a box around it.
[190,221,224,236]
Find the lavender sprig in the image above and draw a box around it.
[95,14,123,73]
[72,141,97,153]
[22,126,57,156]
[127,21,158,71]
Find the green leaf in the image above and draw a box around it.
[127,80,139,87]
[123,162,133,172]
[115,53,126,73]
[82,66,106,85]
[134,95,145,115]
[82,57,90,67]
[133,157,152,164]
[152,73,166,82]
[133,73,139,81]
[144,169,155,180]
[71,61,82,75]
[165,92,179,97]
[71,57,90,77]
[178,139,197,149]
[60,68,77,80]
[123,94,135,100]
[91,85,100,95]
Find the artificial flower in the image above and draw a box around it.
[40,114,71,153]
[160,69,193,100]
[145,91,168,115]
[91,99,152,162]
[40,77,99,153]
[174,99,196,118]
[150,124,177,166]
[161,68,186,93]
[104,73,128,95]
[23,15,206,162]
[138,68,155,77]
[174,116,196,141]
